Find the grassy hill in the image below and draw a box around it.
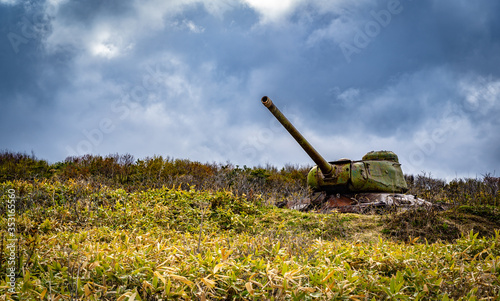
[1,152,500,300]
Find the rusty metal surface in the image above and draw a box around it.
[288,193,434,214]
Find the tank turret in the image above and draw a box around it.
[261,96,408,195]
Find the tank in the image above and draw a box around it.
[261,96,430,213]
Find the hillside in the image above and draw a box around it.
[1,152,500,300]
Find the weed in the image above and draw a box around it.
[1,152,500,299]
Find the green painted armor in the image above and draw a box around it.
[262,96,408,194]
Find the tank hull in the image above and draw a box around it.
[260,96,429,213]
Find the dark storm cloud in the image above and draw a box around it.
[0,1,76,159]
[0,0,499,179]
[284,0,500,141]
[57,0,134,23]
[0,4,46,99]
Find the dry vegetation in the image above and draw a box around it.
[1,151,500,300]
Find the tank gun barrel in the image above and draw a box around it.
[261,96,333,177]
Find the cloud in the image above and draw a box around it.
[459,76,500,116]
[1,0,499,181]
[242,0,302,23]
[0,0,20,4]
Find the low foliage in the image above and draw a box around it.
[2,151,499,207]
[405,173,500,206]
[1,179,500,300]
[0,151,52,182]
[1,151,500,299]
[0,151,311,207]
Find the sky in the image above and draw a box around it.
[1,0,499,181]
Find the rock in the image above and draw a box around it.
[287,192,436,214]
